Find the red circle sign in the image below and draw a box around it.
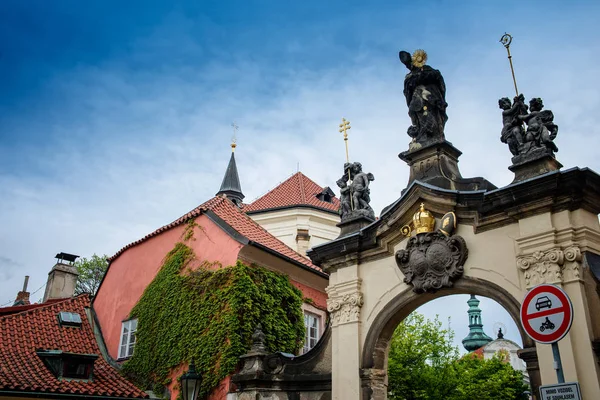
[520,284,573,344]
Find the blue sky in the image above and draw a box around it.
[2,0,600,350]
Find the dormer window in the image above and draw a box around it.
[37,350,97,380]
[315,186,336,203]
[58,312,82,327]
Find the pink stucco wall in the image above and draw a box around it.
[291,280,328,310]
[93,212,329,400]
[93,214,243,361]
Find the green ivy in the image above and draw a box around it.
[121,242,305,398]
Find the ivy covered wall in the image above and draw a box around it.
[121,241,306,398]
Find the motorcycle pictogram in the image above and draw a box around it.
[540,317,555,332]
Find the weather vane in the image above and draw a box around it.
[231,122,239,152]
[500,33,520,97]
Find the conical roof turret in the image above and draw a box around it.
[216,143,244,206]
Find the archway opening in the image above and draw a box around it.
[361,278,540,400]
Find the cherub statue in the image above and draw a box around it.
[519,98,558,153]
[349,162,375,215]
[499,95,527,156]
[337,162,375,221]
[336,175,351,217]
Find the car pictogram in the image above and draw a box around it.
[535,296,552,311]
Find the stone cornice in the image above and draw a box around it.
[308,168,600,267]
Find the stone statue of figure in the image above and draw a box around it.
[499,95,559,159]
[499,95,527,156]
[336,175,351,217]
[399,50,448,145]
[519,98,558,153]
[337,162,375,221]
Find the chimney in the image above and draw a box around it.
[13,276,31,306]
[42,253,80,302]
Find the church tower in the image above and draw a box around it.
[462,295,493,352]
[216,140,244,206]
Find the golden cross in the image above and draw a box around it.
[231,122,239,152]
[339,118,351,163]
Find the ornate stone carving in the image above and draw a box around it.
[327,292,364,326]
[337,162,375,222]
[395,232,468,293]
[399,49,448,147]
[516,247,583,287]
[499,95,559,163]
[563,246,583,283]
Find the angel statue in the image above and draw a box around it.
[337,162,375,221]
[399,49,448,146]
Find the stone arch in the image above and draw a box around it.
[360,277,538,400]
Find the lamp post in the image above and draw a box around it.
[181,361,202,400]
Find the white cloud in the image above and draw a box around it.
[1,8,599,347]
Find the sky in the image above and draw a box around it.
[1,0,600,351]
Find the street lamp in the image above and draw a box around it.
[181,361,202,400]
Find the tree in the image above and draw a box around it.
[388,312,460,400]
[74,254,108,295]
[387,311,529,400]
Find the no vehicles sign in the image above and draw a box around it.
[539,382,581,400]
[520,284,573,344]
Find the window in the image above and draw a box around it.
[58,312,82,327]
[302,312,320,354]
[37,350,97,381]
[119,319,138,359]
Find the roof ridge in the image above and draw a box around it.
[246,171,297,204]
[297,172,306,203]
[0,294,89,321]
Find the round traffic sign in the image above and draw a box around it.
[520,284,573,344]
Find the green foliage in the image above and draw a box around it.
[388,312,529,400]
[121,242,305,399]
[388,312,460,400]
[453,354,529,400]
[74,254,108,295]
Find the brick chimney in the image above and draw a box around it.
[13,276,30,306]
[42,253,79,302]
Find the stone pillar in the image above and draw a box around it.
[326,273,363,400]
[516,212,600,399]
[518,347,541,400]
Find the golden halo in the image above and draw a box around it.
[411,49,427,68]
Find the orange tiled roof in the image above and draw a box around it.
[110,196,326,276]
[243,172,339,214]
[0,295,148,398]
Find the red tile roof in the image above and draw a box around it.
[109,196,326,276]
[0,295,148,398]
[243,172,340,214]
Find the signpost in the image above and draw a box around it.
[520,284,576,398]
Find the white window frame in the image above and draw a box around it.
[119,319,138,359]
[302,311,321,354]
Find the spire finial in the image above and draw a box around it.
[231,122,239,152]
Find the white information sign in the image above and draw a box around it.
[539,382,581,400]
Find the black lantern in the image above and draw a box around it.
[181,361,202,400]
